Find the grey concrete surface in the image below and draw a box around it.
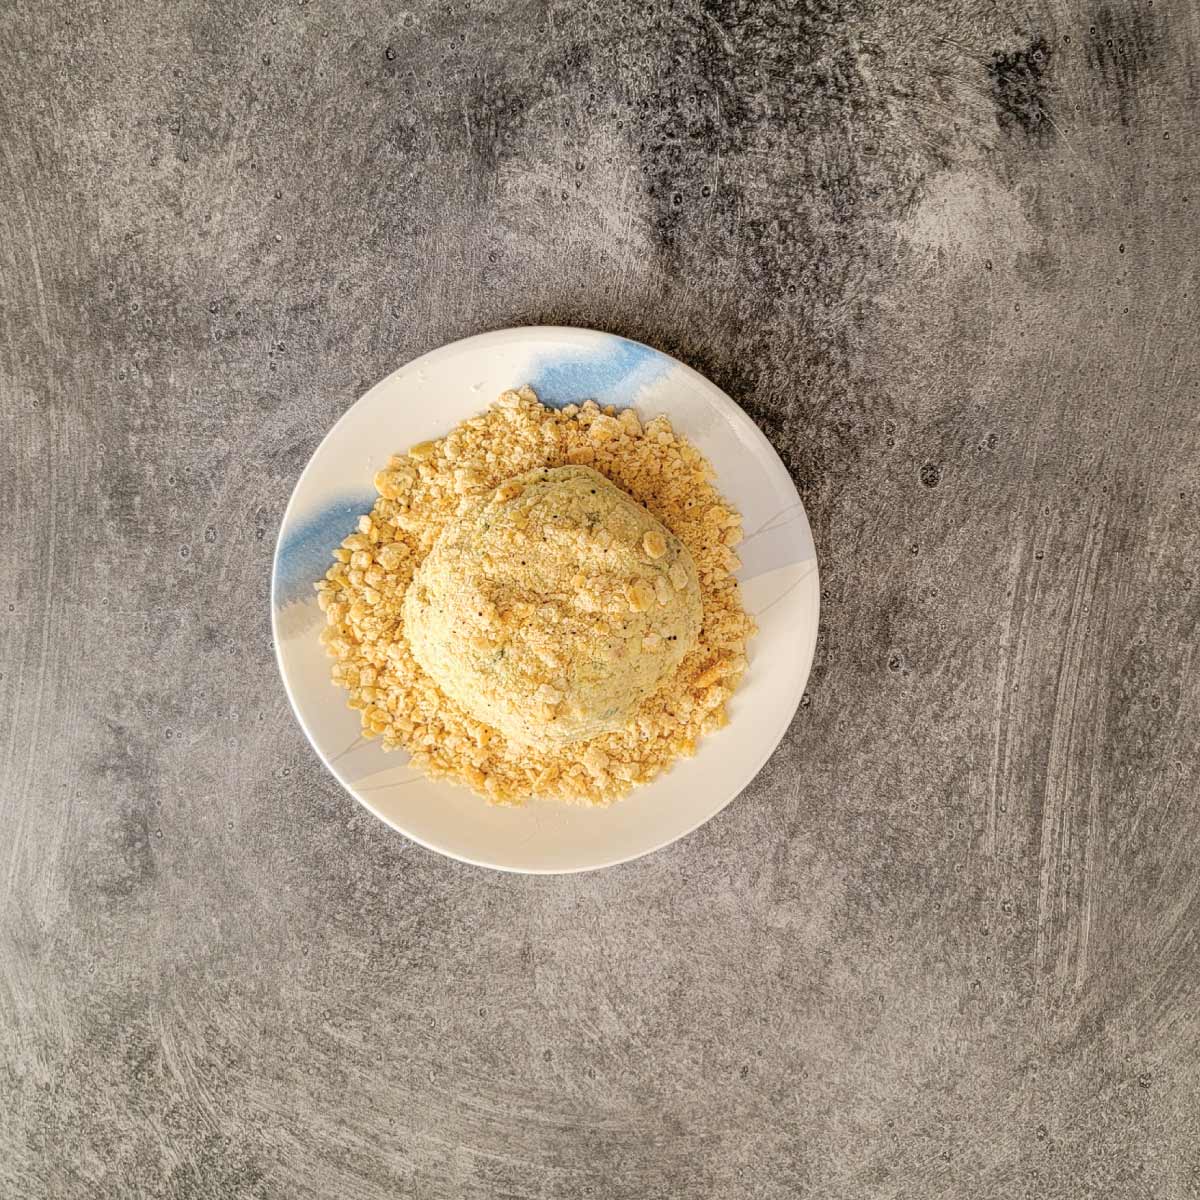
[2,0,1199,1196]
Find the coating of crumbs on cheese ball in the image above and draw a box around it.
[315,386,755,805]
[404,465,704,749]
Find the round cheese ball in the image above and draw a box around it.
[403,465,702,748]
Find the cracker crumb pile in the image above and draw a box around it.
[316,386,755,805]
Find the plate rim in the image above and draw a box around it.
[271,325,820,873]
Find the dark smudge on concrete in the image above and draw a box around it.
[988,36,1055,144]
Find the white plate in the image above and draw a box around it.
[272,327,819,873]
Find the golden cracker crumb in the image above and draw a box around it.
[319,385,756,806]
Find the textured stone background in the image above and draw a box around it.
[2,1,1199,1196]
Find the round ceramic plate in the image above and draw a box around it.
[272,327,819,873]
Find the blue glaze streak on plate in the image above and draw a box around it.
[528,336,671,408]
[274,491,375,610]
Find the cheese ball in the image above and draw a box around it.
[403,465,702,748]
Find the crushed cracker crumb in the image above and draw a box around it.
[316,386,756,805]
